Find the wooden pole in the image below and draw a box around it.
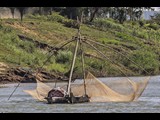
[66,15,84,97]
[58,39,75,49]
[66,38,79,97]
[80,40,87,95]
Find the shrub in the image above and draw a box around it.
[136,31,148,39]
[56,51,72,64]
[99,38,120,45]
[139,20,146,27]
[64,19,80,29]
[26,14,47,21]
[88,59,104,71]
[131,21,138,26]
[0,23,3,29]
[92,18,124,32]
[18,41,35,53]
[3,26,13,33]
[143,23,150,27]
[46,63,65,72]
[148,23,159,30]
[26,12,68,23]
[125,50,160,74]
[115,32,136,42]
[47,12,67,23]
[26,14,36,19]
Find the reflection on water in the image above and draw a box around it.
[0,76,160,113]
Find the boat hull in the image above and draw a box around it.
[45,95,90,104]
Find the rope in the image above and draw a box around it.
[8,39,74,100]
[84,40,134,78]
[86,39,150,74]
[8,70,30,100]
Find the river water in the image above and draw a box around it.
[0,76,160,113]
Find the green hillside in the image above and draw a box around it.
[0,13,160,78]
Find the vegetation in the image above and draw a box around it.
[0,10,160,78]
[7,7,154,23]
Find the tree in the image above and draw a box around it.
[89,7,101,22]
[52,7,65,12]
[105,7,154,23]
[106,7,127,24]
[16,7,28,21]
[127,7,154,21]
[43,7,53,15]
[8,7,16,18]
[61,7,83,20]
[116,7,127,24]
[152,12,160,25]
[39,7,43,15]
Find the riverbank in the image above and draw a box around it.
[0,60,158,84]
[0,13,160,80]
[0,63,69,84]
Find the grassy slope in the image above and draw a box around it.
[0,13,160,77]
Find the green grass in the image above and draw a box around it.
[0,14,160,77]
[98,38,121,45]
[124,50,160,74]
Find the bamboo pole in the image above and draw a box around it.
[8,70,30,100]
[80,40,87,95]
[58,39,75,49]
[67,15,84,97]
[66,38,79,97]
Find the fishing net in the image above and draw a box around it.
[71,72,150,102]
[24,72,150,102]
[24,75,52,101]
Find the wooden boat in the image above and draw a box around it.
[45,88,90,104]
[44,16,90,104]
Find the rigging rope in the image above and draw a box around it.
[8,39,74,100]
[86,39,149,74]
[84,40,136,79]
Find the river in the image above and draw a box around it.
[0,75,160,113]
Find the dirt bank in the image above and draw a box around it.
[0,62,69,84]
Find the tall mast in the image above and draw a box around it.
[66,36,79,97]
[66,16,81,97]
[66,14,87,97]
[80,40,87,95]
[79,12,87,96]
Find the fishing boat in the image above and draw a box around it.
[42,17,150,104]
[44,18,90,104]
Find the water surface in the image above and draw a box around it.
[0,76,160,113]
